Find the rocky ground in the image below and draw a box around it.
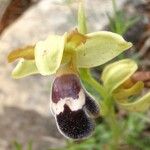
[0,0,143,149]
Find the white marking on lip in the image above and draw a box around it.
[50,89,85,115]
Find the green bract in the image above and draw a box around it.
[8,31,132,78]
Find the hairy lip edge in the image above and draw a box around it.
[50,74,100,139]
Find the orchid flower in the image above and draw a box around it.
[7,4,132,140]
[101,59,150,113]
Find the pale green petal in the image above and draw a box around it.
[101,59,138,93]
[35,33,67,75]
[113,81,144,100]
[12,59,39,79]
[76,31,132,68]
[118,92,150,112]
[8,45,35,63]
[65,29,87,52]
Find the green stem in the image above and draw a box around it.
[104,95,121,150]
[79,68,106,99]
[80,68,122,149]
[112,0,117,14]
[77,1,106,100]
[78,1,87,34]
[77,1,121,149]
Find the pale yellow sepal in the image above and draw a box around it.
[113,81,144,100]
[118,92,150,112]
[35,33,67,75]
[76,31,132,68]
[101,59,138,93]
[12,59,39,79]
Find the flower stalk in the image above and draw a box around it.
[78,2,121,149]
[105,95,121,149]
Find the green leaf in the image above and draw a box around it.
[101,59,137,93]
[12,59,39,79]
[8,46,34,63]
[118,92,150,112]
[76,31,132,68]
[35,33,67,75]
[77,2,87,34]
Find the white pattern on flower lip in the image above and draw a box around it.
[50,73,99,139]
[55,104,95,140]
[50,89,85,115]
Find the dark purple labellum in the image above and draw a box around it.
[50,74,100,140]
[52,74,81,103]
[85,94,100,118]
[56,104,94,139]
